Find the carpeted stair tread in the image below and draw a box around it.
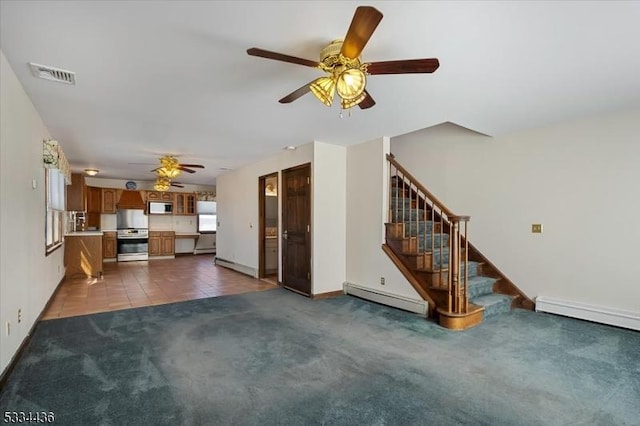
[466,275,496,299]
[471,293,512,319]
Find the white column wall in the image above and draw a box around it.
[345,137,421,299]
[391,111,640,313]
[1,51,65,375]
[312,142,346,295]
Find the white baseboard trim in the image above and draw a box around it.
[343,282,428,317]
[214,257,257,278]
[535,296,640,331]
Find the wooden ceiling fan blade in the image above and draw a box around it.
[366,58,440,75]
[179,164,204,168]
[279,81,314,103]
[340,6,383,60]
[358,90,376,109]
[178,167,196,173]
[247,48,319,68]
[171,183,185,188]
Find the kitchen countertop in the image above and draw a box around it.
[65,231,104,237]
[174,232,201,238]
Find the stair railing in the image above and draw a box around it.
[386,154,470,316]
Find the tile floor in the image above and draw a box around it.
[42,255,278,320]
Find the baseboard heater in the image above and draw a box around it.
[194,248,216,254]
[343,282,428,317]
[536,296,640,331]
[214,257,257,278]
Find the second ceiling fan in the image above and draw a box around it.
[247,6,440,110]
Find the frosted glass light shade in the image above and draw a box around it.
[340,91,367,109]
[157,167,181,179]
[310,76,336,107]
[336,68,366,100]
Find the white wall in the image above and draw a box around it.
[312,142,346,294]
[216,143,314,278]
[0,51,66,375]
[391,111,640,313]
[345,137,422,300]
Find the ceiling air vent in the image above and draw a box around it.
[29,62,76,85]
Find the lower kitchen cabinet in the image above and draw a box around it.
[64,233,103,278]
[103,231,117,259]
[149,231,175,256]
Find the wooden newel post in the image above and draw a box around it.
[449,215,470,314]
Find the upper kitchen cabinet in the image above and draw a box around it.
[66,173,86,211]
[86,186,102,229]
[174,192,197,215]
[87,186,102,213]
[147,191,172,202]
[101,188,117,213]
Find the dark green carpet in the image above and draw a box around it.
[1,288,638,425]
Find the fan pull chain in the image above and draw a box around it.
[338,108,353,119]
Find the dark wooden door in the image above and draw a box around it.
[282,163,311,295]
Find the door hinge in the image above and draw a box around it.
[307,225,310,232]
[307,177,310,184]
[307,272,310,280]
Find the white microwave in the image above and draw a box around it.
[148,201,173,215]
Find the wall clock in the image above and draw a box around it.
[125,181,137,190]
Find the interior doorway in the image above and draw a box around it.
[258,172,279,282]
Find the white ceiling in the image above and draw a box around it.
[2,1,639,185]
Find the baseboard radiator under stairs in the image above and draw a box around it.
[343,282,428,317]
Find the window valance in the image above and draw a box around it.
[43,139,71,184]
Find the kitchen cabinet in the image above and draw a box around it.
[174,192,197,215]
[103,231,117,259]
[147,191,172,202]
[64,232,103,278]
[87,187,102,212]
[149,231,175,256]
[66,173,86,211]
[265,237,278,274]
[86,186,102,229]
[102,188,117,213]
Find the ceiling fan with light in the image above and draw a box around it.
[247,6,440,110]
[148,155,204,191]
[151,155,204,178]
[153,177,185,192]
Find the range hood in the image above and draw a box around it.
[117,190,146,210]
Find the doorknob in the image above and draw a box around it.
[283,230,288,240]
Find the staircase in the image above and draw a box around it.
[383,154,534,330]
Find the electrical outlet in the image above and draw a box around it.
[380,277,385,285]
[17,308,22,323]
[532,224,543,233]
[6,321,10,336]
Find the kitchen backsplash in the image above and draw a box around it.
[101,213,197,232]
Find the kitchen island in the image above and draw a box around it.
[64,231,104,278]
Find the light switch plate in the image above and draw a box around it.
[532,224,543,233]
